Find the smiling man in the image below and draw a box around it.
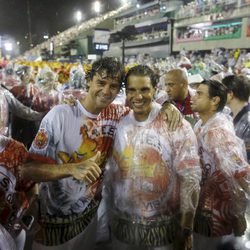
[28,57,129,250]
[106,65,201,250]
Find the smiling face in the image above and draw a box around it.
[126,75,155,122]
[85,70,121,113]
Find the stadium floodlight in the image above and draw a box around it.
[4,42,13,51]
[75,10,82,23]
[93,1,101,14]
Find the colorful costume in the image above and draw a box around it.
[29,101,128,247]
[193,113,250,239]
[0,86,42,137]
[107,102,201,248]
[10,84,41,147]
[0,136,33,250]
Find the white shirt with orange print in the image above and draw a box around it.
[30,100,128,217]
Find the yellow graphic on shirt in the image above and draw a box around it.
[57,126,104,199]
[113,145,133,178]
[58,126,97,164]
[113,144,171,204]
[113,145,165,179]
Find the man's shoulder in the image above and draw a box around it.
[43,103,79,122]
[204,114,236,142]
[241,109,250,123]
[235,111,250,125]
[235,112,250,137]
[104,103,126,112]
[100,104,130,120]
[49,102,79,114]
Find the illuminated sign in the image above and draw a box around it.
[95,43,109,51]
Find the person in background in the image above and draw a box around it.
[32,66,60,112]
[0,132,101,250]
[190,80,250,250]
[222,75,250,163]
[164,68,198,127]
[61,64,87,101]
[1,63,20,90]
[0,84,43,137]
[0,135,36,250]
[9,65,40,147]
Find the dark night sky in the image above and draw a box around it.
[0,0,115,51]
[0,0,177,52]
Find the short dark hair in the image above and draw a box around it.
[222,75,250,102]
[201,79,228,112]
[87,57,124,86]
[124,65,159,88]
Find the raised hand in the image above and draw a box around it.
[71,152,102,184]
[160,102,182,131]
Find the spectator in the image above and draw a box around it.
[222,75,250,163]
[190,80,250,250]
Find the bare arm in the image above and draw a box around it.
[21,152,102,183]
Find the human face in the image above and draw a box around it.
[190,84,213,114]
[41,73,56,91]
[87,71,121,111]
[164,73,185,101]
[126,75,155,122]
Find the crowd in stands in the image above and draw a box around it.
[175,0,250,20]
[125,29,168,43]
[115,7,160,26]
[177,23,241,41]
